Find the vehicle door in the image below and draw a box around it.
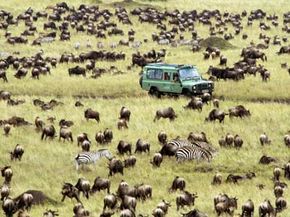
[145,68,163,91]
[159,71,172,93]
[170,71,182,93]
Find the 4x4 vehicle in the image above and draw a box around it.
[139,63,214,97]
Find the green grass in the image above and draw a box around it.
[0,0,290,216]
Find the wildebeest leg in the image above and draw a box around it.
[61,195,66,202]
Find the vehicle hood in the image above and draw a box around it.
[181,79,212,86]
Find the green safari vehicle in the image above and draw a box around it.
[139,63,214,97]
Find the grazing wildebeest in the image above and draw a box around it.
[214,194,238,216]
[176,191,198,211]
[3,124,11,136]
[205,109,228,123]
[43,209,59,217]
[10,144,24,161]
[103,194,117,211]
[59,126,73,142]
[120,106,131,121]
[103,128,113,143]
[2,197,15,217]
[284,162,290,180]
[41,125,56,140]
[234,134,243,148]
[117,140,132,155]
[135,139,150,153]
[260,133,271,145]
[0,185,10,201]
[75,178,90,199]
[225,133,234,146]
[212,173,222,185]
[229,105,251,118]
[124,156,137,168]
[154,107,177,122]
[241,199,254,217]
[77,133,90,146]
[91,177,110,194]
[84,108,100,122]
[108,158,124,176]
[1,166,13,185]
[117,119,128,130]
[158,131,167,145]
[188,132,208,143]
[14,193,33,211]
[61,183,81,203]
[273,167,282,181]
[170,176,186,192]
[258,199,275,217]
[150,153,163,167]
[34,116,44,131]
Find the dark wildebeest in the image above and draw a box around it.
[10,144,24,161]
[95,131,105,144]
[259,133,271,146]
[259,155,276,164]
[124,156,137,168]
[188,132,208,143]
[273,167,282,181]
[136,183,152,201]
[61,183,81,203]
[1,166,13,185]
[77,133,90,146]
[181,209,208,217]
[258,199,275,217]
[68,66,86,76]
[91,177,110,194]
[2,197,16,217]
[154,107,177,122]
[59,126,73,142]
[241,199,254,217]
[117,140,132,155]
[284,162,290,180]
[275,197,287,212]
[103,194,117,211]
[120,106,131,121]
[176,191,198,211]
[108,158,124,176]
[3,124,11,136]
[0,185,10,201]
[117,119,128,129]
[158,131,167,145]
[159,143,178,156]
[205,109,228,123]
[212,173,222,185]
[150,153,163,167]
[229,105,251,118]
[14,193,33,211]
[120,195,137,212]
[75,178,90,199]
[84,108,100,122]
[34,116,44,131]
[41,125,56,140]
[170,176,186,192]
[104,128,113,143]
[135,139,150,153]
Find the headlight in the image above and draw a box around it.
[192,86,196,90]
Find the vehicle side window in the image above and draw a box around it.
[147,69,163,80]
[172,72,179,81]
[163,72,170,80]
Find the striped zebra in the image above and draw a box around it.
[168,139,216,154]
[175,146,213,163]
[75,149,112,170]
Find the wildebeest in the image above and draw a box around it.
[241,199,254,217]
[43,209,59,217]
[135,139,150,153]
[229,105,251,118]
[176,191,198,211]
[159,143,178,156]
[2,197,16,217]
[157,131,167,145]
[108,158,124,176]
[41,125,56,140]
[181,209,208,217]
[91,177,110,194]
[1,166,13,185]
[59,126,73,142]
[284,162,290,180]
[34,116,44,131]
[84,108,100,122]
[103,194,117,211]
[120,106,131,121]
[184,98,203,112]
[170,176,186,192]
[120,209,135,217]
[212,173,222,185]
[0,184,10,201]
[77,133,90,146]
[120,195,137,211]
[124,156,137,168]
[3,124,11,136]
[75,178,90,199]
[10,144,24,161]
[274,186,284,198]
[275,197,287,212]
[273,167,282,181]
[284,134,290,147]
[150,153,163,167]
[234,134,243,148]
[117,140,132,155]
[260,133,271,145]
[154,107,177,122]
[188,132,208,143]
[14,193,33,211]
[117,119,128,130]
[61,183,81,203]
[258,199,275,217]
[205,109,228,123]
[214,194,238,216]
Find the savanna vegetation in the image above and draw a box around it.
[0,0,290,216]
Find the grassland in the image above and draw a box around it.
[0,0,290,216]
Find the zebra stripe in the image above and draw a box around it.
[168,139,193,148]
[175,146,212,162]
[75,149,112,170]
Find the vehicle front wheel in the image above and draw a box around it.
[182,89,192,97]
[149,88,161,98]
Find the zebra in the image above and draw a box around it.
[75,149,112,170]
[175,146,213,163]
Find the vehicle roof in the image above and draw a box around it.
[144,63,196,70]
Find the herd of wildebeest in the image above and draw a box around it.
[0,1,290,217]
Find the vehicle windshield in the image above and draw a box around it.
[179,67,200,80]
